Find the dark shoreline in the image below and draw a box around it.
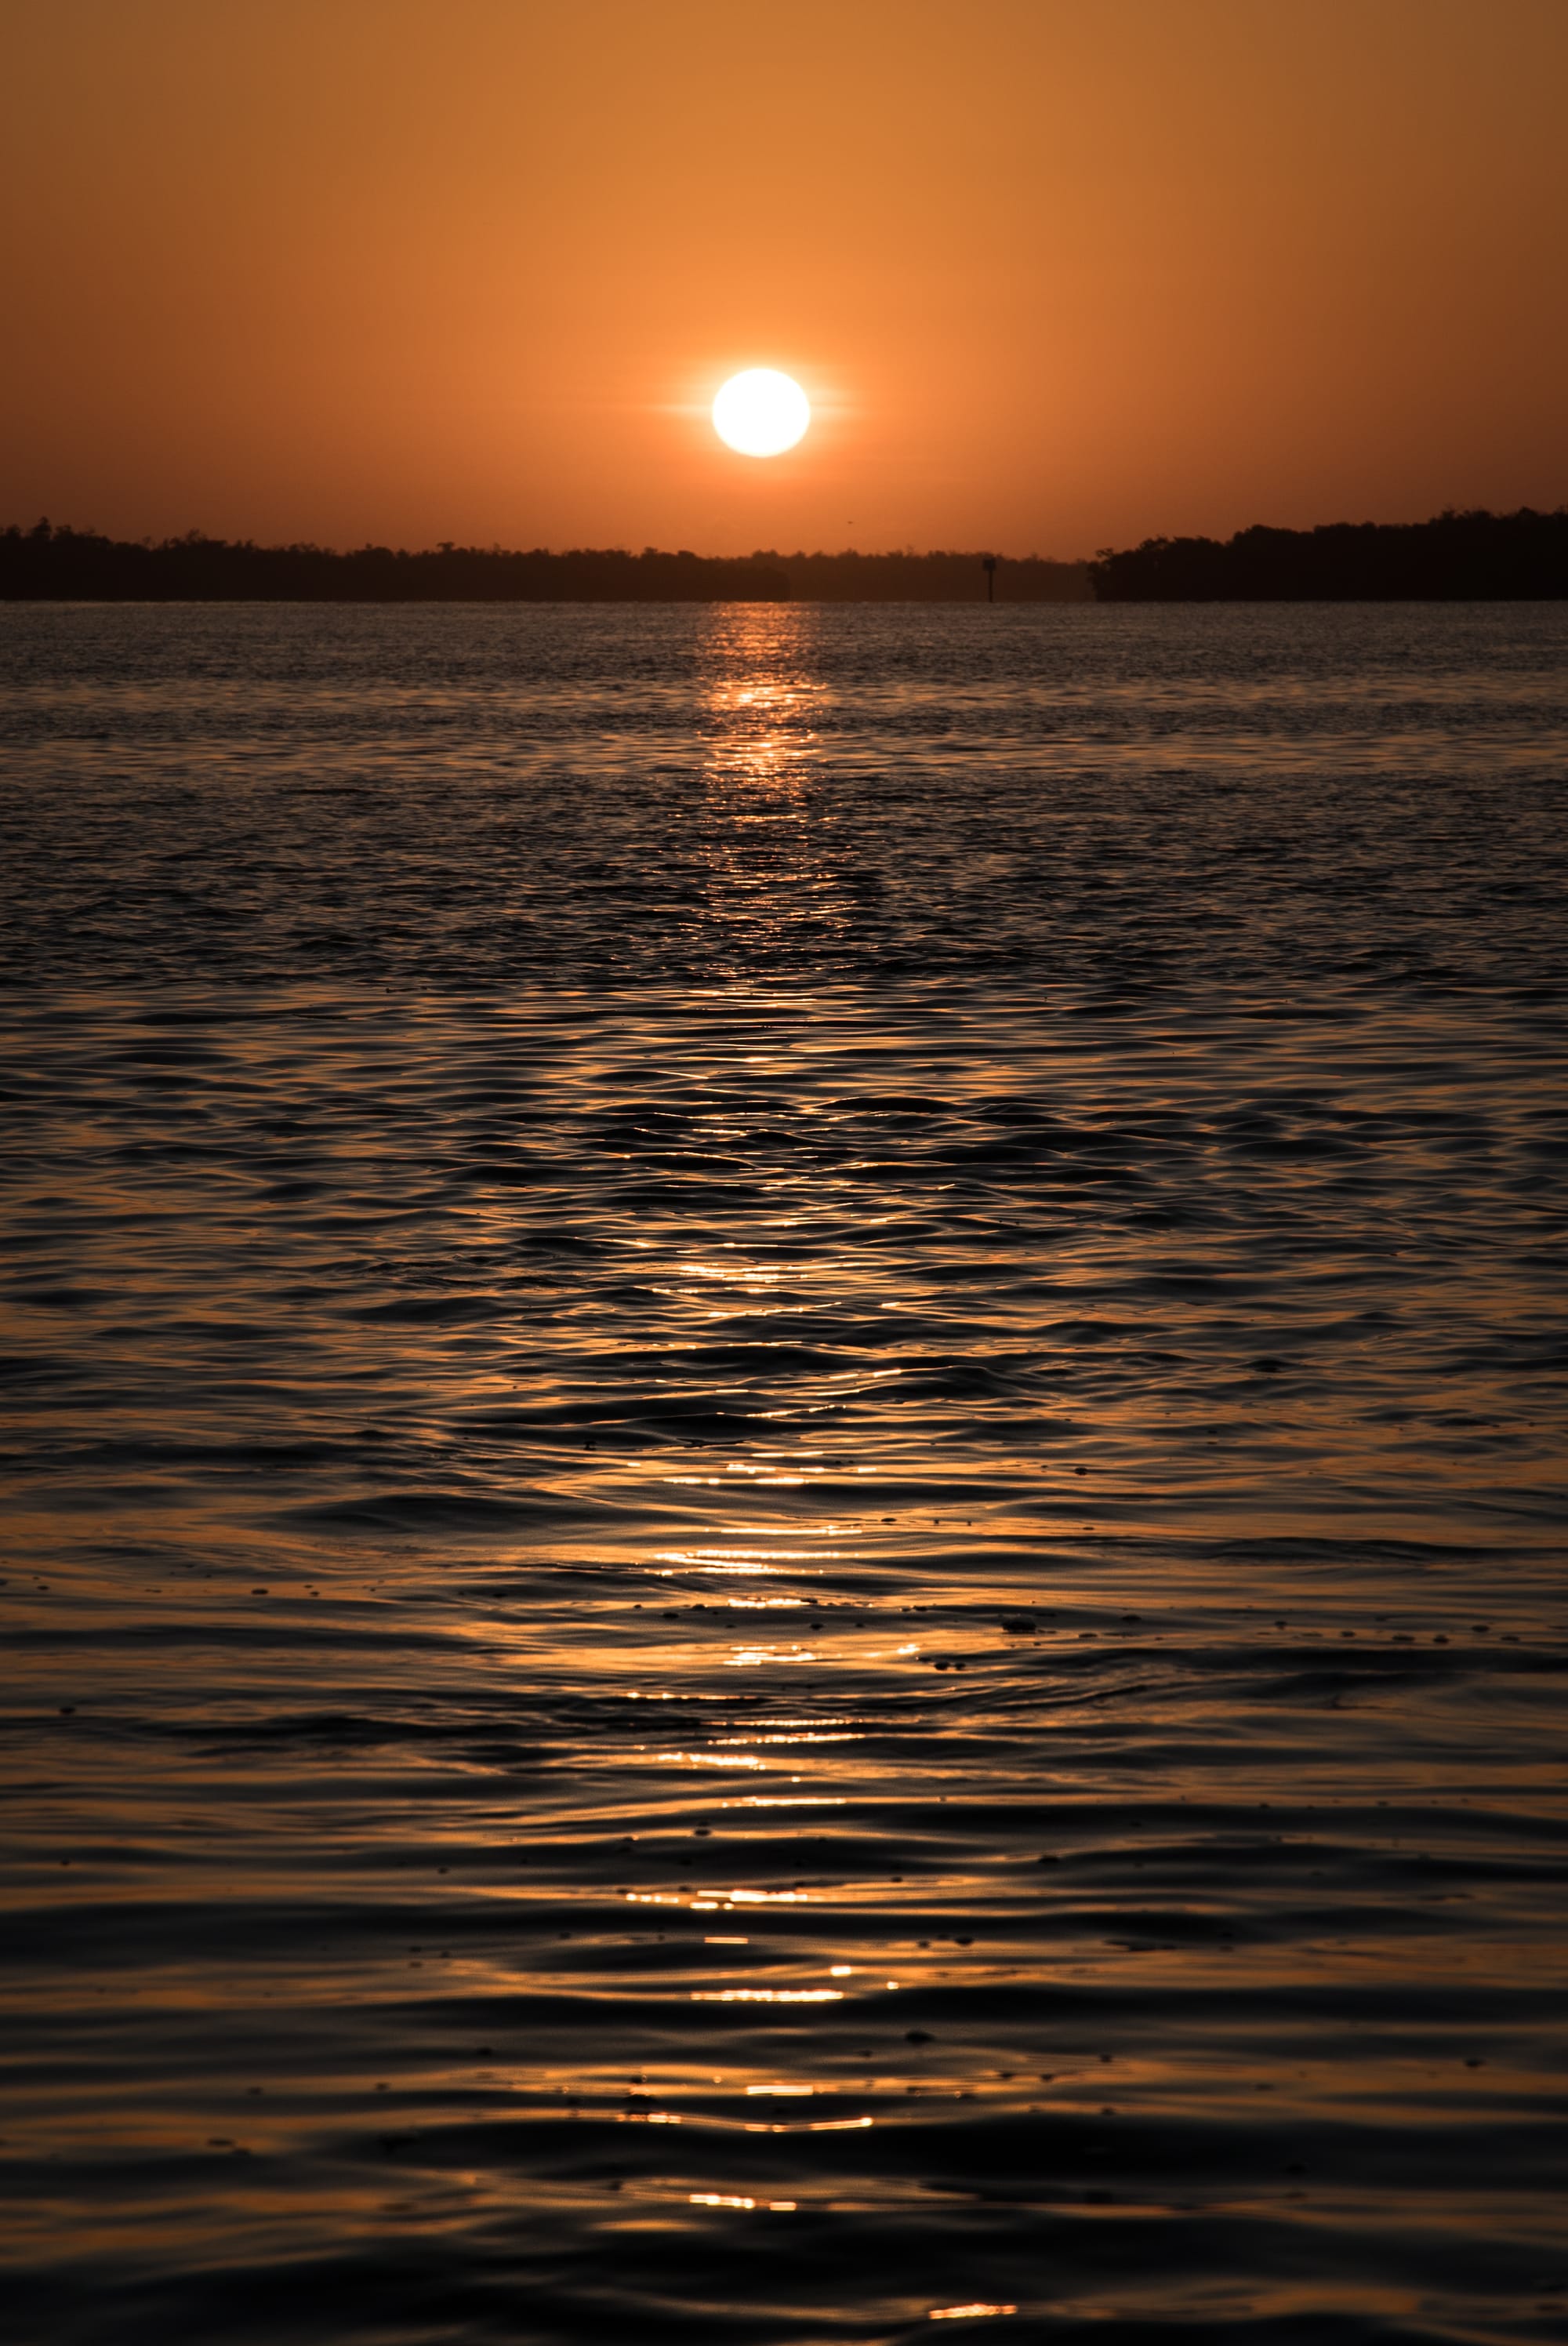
[0,528,1087,605]
[1087,505,1568,600]
[5,507,1567,601]
[2,507,1567,600]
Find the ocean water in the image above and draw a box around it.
[2,601,1566,2345]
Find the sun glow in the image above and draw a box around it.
[712,369,810,458]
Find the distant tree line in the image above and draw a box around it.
[768,550,1089,601]
[0,522,1090,603]
[1087,507,1568,601]
[0,524,791,602]
[18,513,1559,601]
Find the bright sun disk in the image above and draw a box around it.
[713,369,810,458]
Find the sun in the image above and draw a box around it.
[712,369,810,459]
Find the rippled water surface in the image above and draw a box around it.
[2,603,1566,2344]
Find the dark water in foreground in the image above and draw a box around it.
[2,603,1566,2344]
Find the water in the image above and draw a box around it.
[2,602,1566,2344]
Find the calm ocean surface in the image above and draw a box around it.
[2,601,1566,2344]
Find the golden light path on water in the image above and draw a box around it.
[1,600,1566,2342]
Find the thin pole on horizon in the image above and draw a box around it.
[982,554,998,603]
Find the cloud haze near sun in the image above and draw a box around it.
[1,0,1564,555]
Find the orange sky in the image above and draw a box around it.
[2,0,1564,557]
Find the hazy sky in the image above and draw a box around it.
[3,0,1564,555]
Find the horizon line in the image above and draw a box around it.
[8,505,1565,565]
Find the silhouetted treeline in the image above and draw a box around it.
[0,525,790,602]
[768,550,1088,601]
[0,523,1089,603]
[1088,507,1568,601]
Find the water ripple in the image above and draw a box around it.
[2,604,1566,2344]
